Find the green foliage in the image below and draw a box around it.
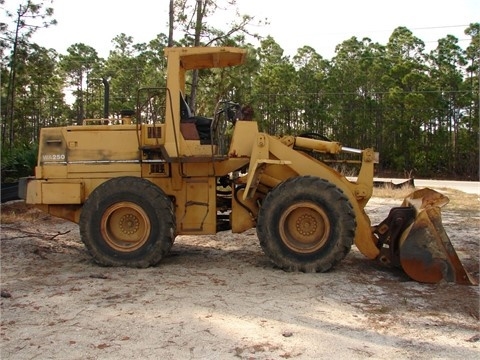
[1,144,38,182]
[1,1,478,180]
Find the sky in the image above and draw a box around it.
[3,0,479,59]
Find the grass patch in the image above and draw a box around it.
[0,201,41,224]
[372,185,479,211]
[373,185,415,200]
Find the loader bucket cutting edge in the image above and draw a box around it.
[398,205,477,285]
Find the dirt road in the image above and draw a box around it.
[1,191,479,359]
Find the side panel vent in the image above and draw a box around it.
[150,163,166,174]
[148,126,162,139]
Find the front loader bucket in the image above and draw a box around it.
[399,206,477,285]
[374,188,477,285]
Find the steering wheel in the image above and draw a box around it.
[215,100,240,123]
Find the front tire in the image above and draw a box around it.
[79,177,175,267]
[257,176,356,272]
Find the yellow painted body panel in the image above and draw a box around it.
[178,178,216,234]
[42,182,83,204]
[65,125,140,162]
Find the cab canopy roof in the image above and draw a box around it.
[164,47,247,70]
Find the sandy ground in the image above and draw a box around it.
[0,191,479,359]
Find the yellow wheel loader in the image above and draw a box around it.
[18,47,476,285]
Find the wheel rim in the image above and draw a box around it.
[100,201,151,252]
[279,202,331,254]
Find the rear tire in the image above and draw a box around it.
[257,176,355,272]
[79,177,175,267]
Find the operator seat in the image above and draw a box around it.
[180,93,212,144]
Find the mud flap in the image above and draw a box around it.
[374,188,477,285]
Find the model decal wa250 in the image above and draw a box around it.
[19,47,476,285]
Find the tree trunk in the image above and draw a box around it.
[5,8,22,150]
[189,0,204,113]
[168,0,174,47]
